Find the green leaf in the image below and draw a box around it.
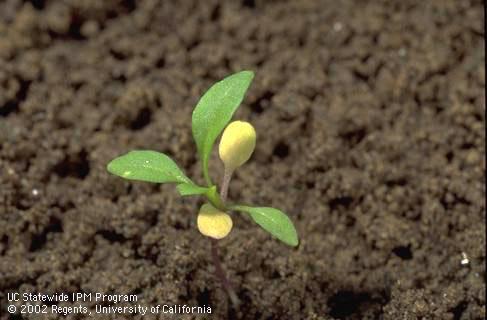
[192,71,254,186]
[231,205,299,246]
[177,183,208,196]
[107,150,191,184]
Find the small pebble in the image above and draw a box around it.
[333,22,343,32]
[80,20,100,37]
[460,252,469,266]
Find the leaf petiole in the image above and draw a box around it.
[205,186,226,211]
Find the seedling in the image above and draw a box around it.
[107,71,299,306]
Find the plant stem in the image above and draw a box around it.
[220,168,233,203]
[205,186,226,211]
[203,167,212,187]
[208,167,239,307]
[211,239,240,307]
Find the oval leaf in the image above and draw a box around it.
[176,183,208,196]
[192,71,254,185]
[231,205,299,246]
[107,150,191,184]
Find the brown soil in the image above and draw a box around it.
[0,0,485,319]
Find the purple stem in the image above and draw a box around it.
[220,168,233,203]
[209,167,239,307]
[211,239,240,307]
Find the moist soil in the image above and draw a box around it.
[0,1,485,319]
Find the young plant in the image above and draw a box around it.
[107,71,299,305]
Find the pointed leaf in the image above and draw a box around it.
[177,183,208,196]
[107,150,191,184]
[192,71,254,185]
[231,205,299,246]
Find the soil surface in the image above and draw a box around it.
[0,0,485,319]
